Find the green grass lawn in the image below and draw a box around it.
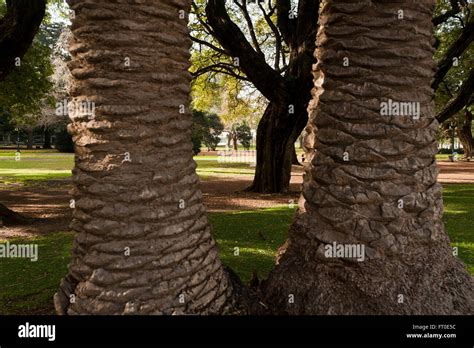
[1,185,473,314]
[0,233,72,314]
[0,149,457,185]
[442,184,474,274]
[0,150,74,184]
[0,150,255,184]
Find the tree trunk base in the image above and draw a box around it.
[262,224,474,315]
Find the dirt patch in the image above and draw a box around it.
[0,182,72,239]
[201,176,300,212]
[436,160,474,184]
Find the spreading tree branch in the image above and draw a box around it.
[432,19,474,91]
[206,0,286,102]
[0,0,47,81]
[258,1,284,71]
[437,68,474,123]
[233,0,265,57]
[191,62,249,81]
[432,0,465,26]
[191,35,229,55]
[276,0,297,47]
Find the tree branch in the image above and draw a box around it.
[437,68,474,123]
[258,2,283,71]
[295,0,319,45]
[432,19,474,91]
[0,0,47,81]
[191,35,229,56]
[234,0,264,57]
[191,63,249,81]
[276,0,297,47]
[432,0,464,26]
[206,0,286,102]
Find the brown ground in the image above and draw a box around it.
[1,160,473,240]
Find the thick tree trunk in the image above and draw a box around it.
[263,0,474,314]
[55,0,242,315]
[457,110,474,158]
[26,129,33,149]
[248,101,306,193]
[43,127,52,149]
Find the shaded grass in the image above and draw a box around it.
[209,206,293,283]
[442,184,474,274]
[0,233,72,314]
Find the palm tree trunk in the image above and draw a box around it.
[262,0,474,314]
[55,0,238,315]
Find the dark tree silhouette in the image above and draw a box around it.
[0,0,47,81]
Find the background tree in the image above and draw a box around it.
[0,1,69,148]
[192,70,262,150]
[0,0,47,80]
[233,121,252,150]
[433,0,473,158]
[0,0,62,223]
[191,0,319,193]
[191,109,224,154]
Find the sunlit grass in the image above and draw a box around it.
[0,150,74,184]
[0,150,256,184]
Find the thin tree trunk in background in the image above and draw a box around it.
[232,135,238,151]
[26,129,33,149]
[457,110,474,158]
[263,0,474,314]
[43,127,51,149]
[55,0,242,315]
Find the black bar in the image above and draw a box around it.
[0,315,472,347]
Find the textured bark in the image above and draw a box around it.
[263,0,474,314]
[55,0,242,315]
[0,0,47,81]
